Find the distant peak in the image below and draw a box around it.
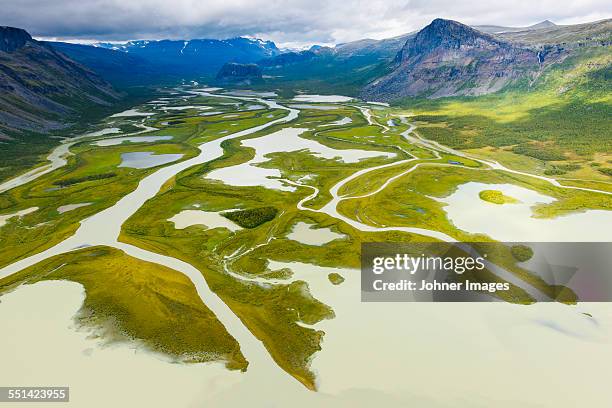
[421,18,490,39]
[403,18,502,57]
[0,26,33,52]
[430,18,459,25]
[529,20,557,29]
[428,18,466,30]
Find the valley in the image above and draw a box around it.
[0,86,611,406]
[0,8,611,407]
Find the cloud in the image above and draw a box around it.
[3,0,611,47]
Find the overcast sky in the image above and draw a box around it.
[4,0,611,48]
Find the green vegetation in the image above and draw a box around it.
[0,87,157,184]
[598,168,612,177]
[543,163,582,176]
[0,137,198,269]
[221,206,278,228]
[511,144,566,161]
[402,48,611,185]
[113,99,567,389]
[328,273,345,285]
[53,172,117,187]
[479,189,519,204]
[0,86,606,390]
[511,245,534,262]
[0,246,248,370]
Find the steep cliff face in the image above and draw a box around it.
[0,26,119,135]
[361,19,559,101]
[0,26,32,52]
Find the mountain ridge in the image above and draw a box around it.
[474,19,557,34]
[360,18,563,101]
[95,37,280,74]
[0,26,32,52]
[0,26,120,135]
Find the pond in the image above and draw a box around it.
[118,152,184,169]
[439,182,612,241]
[57,203,92,214]
[206,127,395,191]
[286,222,344,245]
[293,94,354,103]
[168,209,242,232]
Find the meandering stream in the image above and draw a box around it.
[0,122,157,194]
[1,90,611,406]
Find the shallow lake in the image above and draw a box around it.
[110,108,155,117]
[206,127,395,191]
[287,222,344,245]
[319,117,352,127]
[242,104,265,111]
[57,202,92,214]
[118,152,184,169]
[288,104,340,111]
[168,209,241,232]
[439,182,612,241]
[163,105,212,111]
[263,260,612,407]
[0,281,240,408]
[293,94,354,103]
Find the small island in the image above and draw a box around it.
[221,206,278,228]
[479,189,519,205]
[328,273,345,285]
[511,244,534,262]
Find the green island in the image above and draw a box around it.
[328,273,345,285]
[479,190,520,204]
[222,206,279,228]
[511,245,534,262]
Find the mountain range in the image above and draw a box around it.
[0,17,610,136]
[49,37,280,86]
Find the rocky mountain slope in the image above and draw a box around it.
[0,26,119,136]
[47,42,160,87]
[361,19,562,101]
[216,62,262,85]
[257,18,609,99]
